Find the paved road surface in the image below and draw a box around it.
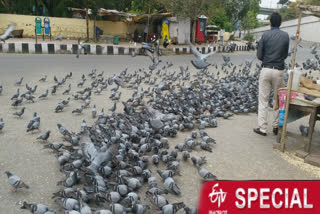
[0,51,319,213]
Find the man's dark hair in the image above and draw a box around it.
[270,12,282,27]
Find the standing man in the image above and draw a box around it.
[220,28,224,46]
[254,12,289,136]
[144,25,148,42]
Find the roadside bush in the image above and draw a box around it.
[243,34,255,42]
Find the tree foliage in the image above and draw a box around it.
[0,0,261,31]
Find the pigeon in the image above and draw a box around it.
[146,192,168,209]
[11,88,20,100]
[27,119,40,133]
[191,156,206,166]
[76,39,89,58]
[54,198,79,211]
[11,96,23,107]
[53,35,64,41]
[0,24,16,42]
[44,142,63,152]
[184,207,197,214]
[160,202,185,214]
[0,118,4,131]
[188,41,216,69]
[63,84,72,95]
[163,177,180,195]
[109,102,117,112]
[131,49,137,57]
[72,105,84,114]
[196,165,217,181]
[16,77,23,85]
[13,107,25,118]
[20,201,54,214]
[37,130,51,142]
[51,85,57,95]
[5,171,29,191]
[91,104,97,118]
[39,90,49,99]
[55,102,65,113]
[299,125,309,137]
[39,75,47,82]
[57,123,71,138]
[143,43,161,71]
[131,202,149,214]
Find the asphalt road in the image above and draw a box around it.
[0,49,319,213]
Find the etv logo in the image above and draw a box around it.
[209,183,227,208]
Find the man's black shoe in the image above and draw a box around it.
[273,127,278,135]
[253,128,267,136]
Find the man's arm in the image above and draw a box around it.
[284,34,289,59]
[257,35,264,61]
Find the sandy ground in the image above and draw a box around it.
[0,49,320,213]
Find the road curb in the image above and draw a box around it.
[0,43,249,55]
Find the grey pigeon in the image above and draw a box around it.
[53,35,64,41]
[63,84,72,95]
[299,125,309,137]
[37,130,51,142]
[191,156,206,166]
[16,77,23,85]
[39,75,47,82]
[163,177,180,195]
[196,165,217,181]
[44,143,63,152]
[39,90,49,99]
[21,201,54,214]
[5,170,29,191]
[0,24,16,42]
[76,39,89,58]
[131,49,137,57]
[146,192,168,209]
[11,88,20,100]
[57,123,71,138]
[107,191,121,203]
[55,102,65,113]
[55,198,79,211]
[91,105,97,118]
[160,202,185,214]
[27,119,40,133]
[95,210,112,214]
[184,207,197,214]
[0,118,3,131]
[72,105,84,114]
[13,107,25,118]
[131,202,149,214]
[110,203,127,214]
[188,41,215,69]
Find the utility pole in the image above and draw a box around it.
[86,0,89,41]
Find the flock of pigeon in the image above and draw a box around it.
[1,23,319,214]
[0,41,264,214]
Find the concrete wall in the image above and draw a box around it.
[0,13,142,40]
[169,17,191,44]
[251,16,320,43]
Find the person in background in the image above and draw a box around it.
[144,25,148,42]
[163,35,169,48]
[253,12,289,136]
[220,29,224,46]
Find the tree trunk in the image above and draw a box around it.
[94,16,96,42]
[86,1,89,41]
[191,20,196,43]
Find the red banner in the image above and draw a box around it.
[198,181,320,214]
